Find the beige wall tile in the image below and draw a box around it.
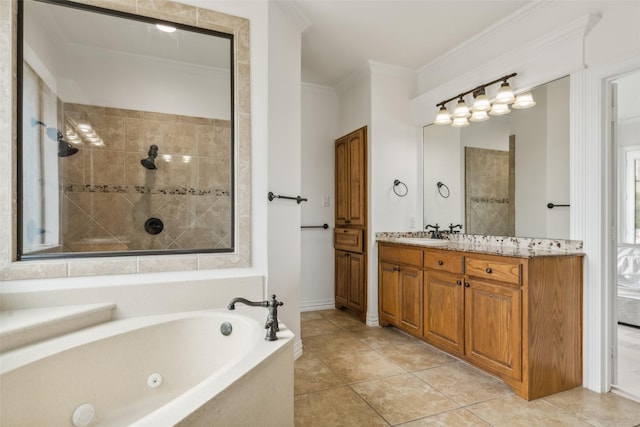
[136,0,197,26]
[68,258,137,277]
[138,254,198,273]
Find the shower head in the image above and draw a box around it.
[141,145,159,170]
[31,118,80,157]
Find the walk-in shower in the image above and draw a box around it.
[141,145,159,170]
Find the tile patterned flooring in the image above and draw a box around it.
[616,324,640,398]
[295,309,640,427]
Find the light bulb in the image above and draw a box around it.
[156,24,176,33]
[512,92,536,109]
[452,99,470,118]
[494,82,515,104]
[434,106,452,125]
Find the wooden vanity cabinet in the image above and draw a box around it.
[378,242,583,400]
[378,245,423,336]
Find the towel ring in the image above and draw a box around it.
[437,181,450,198]
[393,179,408,197]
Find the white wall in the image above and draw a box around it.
[300,83,337,311]
[266,3,304,352]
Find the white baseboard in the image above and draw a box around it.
[300,299,335,312]
[366,312,379,327]
[293,338,303,360]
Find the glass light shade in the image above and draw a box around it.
[512,92,536,109]
[451,117,470,127]
[469,110,490,122]
[494,82,515,104]
[433,106,452,125]
[470,94,491,112]
[452,99,471,118]
[489,103,511,116]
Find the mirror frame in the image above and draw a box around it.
[0,0,251,279]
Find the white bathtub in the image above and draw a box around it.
[0,308,294,427]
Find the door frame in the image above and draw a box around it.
[571,53,640,393]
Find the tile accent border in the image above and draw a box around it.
[0,0,251,279]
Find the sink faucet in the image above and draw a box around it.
[448,223,463,233]
[227,294,284,341]
[425,223,442,239]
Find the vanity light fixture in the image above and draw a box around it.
[433,72,534,127]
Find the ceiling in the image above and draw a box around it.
[291,0,531,87]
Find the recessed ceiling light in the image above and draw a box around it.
[156,24,176,33]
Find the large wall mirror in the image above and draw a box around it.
[18,0,239,260]
[423,76,570,239]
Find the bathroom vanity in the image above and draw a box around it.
[377,234,583,400]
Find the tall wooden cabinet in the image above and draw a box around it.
[334,127,367,321]
[378,241,583,400]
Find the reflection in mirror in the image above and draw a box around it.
[423,76,570,239]
[19,0,234,258]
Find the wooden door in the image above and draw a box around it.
[335,138,349,225]
[423,270,464,355]
[379,262,399,324]
[348,252,365,312]
[335,250,350,308]
[398,266,423,335]
[347,130,366,226]
[464,278,522,381]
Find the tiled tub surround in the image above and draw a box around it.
[47,103,233,253]
[376,232,583,257]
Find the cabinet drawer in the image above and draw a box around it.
[335,228,364,253]
[465,256,522,285]
[378,244,423,267]
[423,250,464,274]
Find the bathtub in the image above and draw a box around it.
[0,308,294,427]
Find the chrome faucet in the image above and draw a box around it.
[227,294,284,341]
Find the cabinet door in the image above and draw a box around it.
[348,252,365,312]
[379,262,399,324]
[335,250,350,308]
[423,270,464,355]
[335,138,349,225]
[464,278,522,381]
[398,266,423,335]
[347,130,366,226]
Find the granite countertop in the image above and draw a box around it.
[376,232,584,258]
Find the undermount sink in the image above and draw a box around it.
[391,237,450,246]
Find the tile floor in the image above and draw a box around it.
[616,323,640,399]
[295,309,640,427]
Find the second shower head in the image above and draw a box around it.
[141,145,158,170]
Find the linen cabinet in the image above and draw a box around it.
[334,127,368,321]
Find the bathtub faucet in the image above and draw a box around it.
[227,294,284,341]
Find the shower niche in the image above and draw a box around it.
[18,0,240,259]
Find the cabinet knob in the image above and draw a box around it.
[437,260,444,266]
[485,268,492,274]
[456,280,462,286]
[345,220,351,224]
[345,253,351,257]
[464,282,470,287]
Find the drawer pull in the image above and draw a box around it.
[464,282,470,288]
[485,267,492,274]
[456,280,462,286]
[438,260,444,266]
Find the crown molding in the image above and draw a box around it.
[301,82,337,96]
[417,0,554,77]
